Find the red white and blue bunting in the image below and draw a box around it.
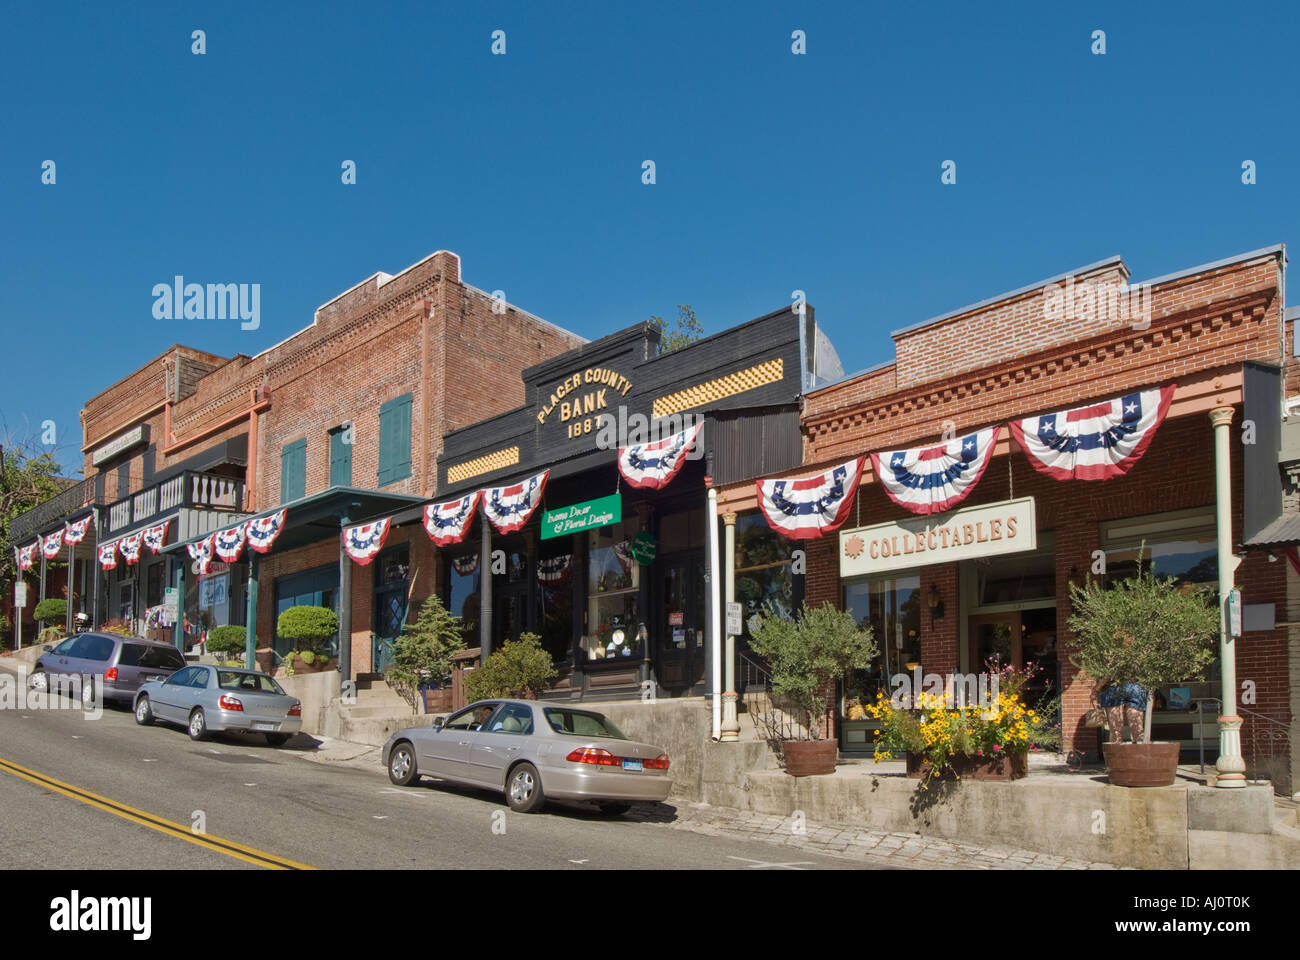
[246,509,288,554]
[871,425,1002,516]
[142,520,171,554]
[617,422,703,490]
[537,554,573,583]
[42,529,64,559]
[756,457,864,540]
[64,515,92,545]
[213,524,247,563]
[97,541,118,570]
[187,534,215,576]
[18,542,39,571]
[482,470,550,535]
[424,492,481,547]
[344,518,391,565]
[118,532,144,566]
[452,553,480,577]
[1010,384,1176,481]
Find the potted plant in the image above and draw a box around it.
[1067,557,1218,787]
[387,594,466,711]
[463,633,557,701]
[33,598,67,634]
[746,601,877,776]
[206,625,255,666]
[276,605,339,675]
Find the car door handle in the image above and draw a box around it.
[506,746,520,752]
[458,740,470,746]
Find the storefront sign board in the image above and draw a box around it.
[541,494,621,540]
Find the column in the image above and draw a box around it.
[635,502,654,693]
[172,556,185,652]
[720,512,740,741]
[338,515,352,682]
[65,541,75,634]
[479,513,493,659]
[245,553,259,670]
[1211,406,1246,787]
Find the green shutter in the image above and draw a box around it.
[378,393,413,486]
[281,439,306,503]
[329,426,352,488]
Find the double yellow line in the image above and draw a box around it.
[0,755,313,870]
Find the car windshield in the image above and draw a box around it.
[119,644,186,669]
[544,708,627,740]
[217,672,284,695]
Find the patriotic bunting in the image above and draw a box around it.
[482,470,550,534]
[344,518,391,565]
[118,532,144,565]
[756,457,864,540]
[187,534,215,576]
[64,515,92,545]
[452,553,480,577]
[18,542,39,571]
[1010,384,1176,481]
[872,425,1002,516]
[42,529,64,559]
[618,422,703,490]
[537,554,572,583]
[424,492,481,547]
[246,509,288,554]
[142,519,171,554]
[98,541,118,570]
[213,524,247,563]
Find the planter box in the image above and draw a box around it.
[1103,741,1181,787]
[781,739,839,777]
[906,751,1028,781]
[423,688,453,713]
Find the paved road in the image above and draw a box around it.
[0,689,868,870]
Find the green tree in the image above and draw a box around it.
[276,605,339,655]
[747,601,878,741]
[387,594,466,689]
[207,625,255,662]
[1067,555,1218,741]
[464,633,557,701]
[33,598,67,626]
[648,304,704,353]
[0,439,65,589]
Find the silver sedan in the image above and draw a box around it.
[382,699,672,814]
[133,664,303,746]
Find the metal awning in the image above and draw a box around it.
[1241,514,1300,549]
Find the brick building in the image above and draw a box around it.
[718,245,1297,792]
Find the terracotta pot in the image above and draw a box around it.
[782,739,839,777]
[1103,741,1181,787]
[906,751,1028,781]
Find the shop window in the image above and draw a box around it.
[734,512,803,643]
[974,536,1056,606]
[584,521,641,661]
[378,393,413,486]
[446,551,481,646]
[658,506,703,554]
[842,576,921,702]
[146,562,164,607]
[329,424,352,488]
[273,564,339,655]
[280,439,306,503]
[536,538,575,666]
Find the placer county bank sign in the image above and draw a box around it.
[839,497,1037,577]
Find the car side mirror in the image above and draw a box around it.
[42,644,52,653]
[432,716,445,729]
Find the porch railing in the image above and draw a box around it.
[1192,698,1293,794]
[10,477,104,543]
[739,651,825,748]
[103,470,245,536]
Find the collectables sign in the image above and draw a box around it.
[839,497,1037,578]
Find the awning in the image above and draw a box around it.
[1241,514,1300,549]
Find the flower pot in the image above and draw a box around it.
[781,739,839,776]
[1103,741,1181,787]
[906,751,1028,781]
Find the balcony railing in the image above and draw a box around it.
[9,477,104,543]
[103,470,245,537]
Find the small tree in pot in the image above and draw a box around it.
[1067,557,1218,786]
[746,601,877,776]
[388,594,466,710]
[277,605,339,675]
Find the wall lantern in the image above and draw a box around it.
[928,583,945,625]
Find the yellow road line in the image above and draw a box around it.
[0,754,314,870]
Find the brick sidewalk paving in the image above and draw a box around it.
[628,801,1130,870]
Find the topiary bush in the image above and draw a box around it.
[464,633,557,702]
[33,598,67,626]
[207,625,254,659]
[276,605,338,656]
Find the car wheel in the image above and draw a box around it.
[506,762,545,813]
[80,675,96,708]
[29,669,48,694]
[598,801,632,817]
[134,696,154,726]
[388,741,419,786]
[188,708,209,742]
[265,733,290,747]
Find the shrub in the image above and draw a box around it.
[388,594,466,689]
[464,633,556,702]
[276,605,338,655]
[207,626,253,658]
[33,598,67,625]
[39,625,65,646]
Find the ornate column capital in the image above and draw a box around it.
[1209,406,1235,429]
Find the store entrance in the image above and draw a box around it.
[655,551,706,693]
[967,607,1058,706]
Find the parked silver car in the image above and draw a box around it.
[382,699,672,814]
[30,633,187,706]
[133,664,302,746]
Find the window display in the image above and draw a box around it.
[583,521,642,661]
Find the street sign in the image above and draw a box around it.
[1228,588,1242,638]
[726,601,742,637]
[541,493,621,540]
[164,587,179,626]
[14,582,27,608]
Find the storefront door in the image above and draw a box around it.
[656,553,705,692]
[372,547,411,674]
[968,612,1022,671]
[493,548,534,648]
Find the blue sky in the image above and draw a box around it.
[2,1,1295,474]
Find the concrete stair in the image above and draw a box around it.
[322,678,422,746]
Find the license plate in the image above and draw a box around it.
[253,722,277,731]
[622,759,642,772]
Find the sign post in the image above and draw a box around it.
[13,581,26,650]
